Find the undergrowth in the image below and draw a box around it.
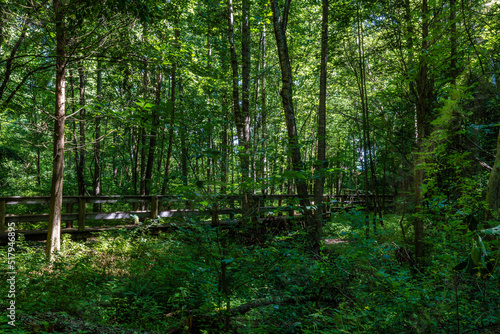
[0,210,499,333]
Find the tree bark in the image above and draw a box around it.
[161,23,179,195]
[93,59,102,211]
[179,85,188,186]
[77,62,86,196]
[450,0,457,86]
[227,0,253,219]
[46,0,66,259]
[313,0,328,250]
[145,69,161,195]
[221,96,229,194]
[139,62,149,200]
[260,26,268,195]
[270,0,313,232]
[414,0,429,262]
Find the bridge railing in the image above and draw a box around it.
[0,194,394,234]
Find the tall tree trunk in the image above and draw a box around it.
[414,0,429,262]
[139,62,149,199]
[145,69,161,195]
[221,95,229,194]
[93,60,102,211]
[0,6,3,53]
[156,70,170,173]
[270,0,314,238]
[161,24,179,195]
[450,0,457,86]
[131,125,139,195]
[32,86,42,186]
[46,0,66,259]
[260,26,268,195]
[313,0,328,250]
[180,85,188,186]
[77,62,86,196]
[448,0,461,149]
[227,0,252,218]
[356,4,381,232]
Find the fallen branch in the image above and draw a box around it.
[167,294,338,333]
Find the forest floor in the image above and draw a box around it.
[1,210,499,333]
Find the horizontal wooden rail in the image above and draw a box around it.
[0,194,393,204]
[0,194,394,243]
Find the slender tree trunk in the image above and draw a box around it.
[77,62,86,196]
[145,69,161,195]
[313,0,328,250]
[450,0,457,86]
[180,85,188,186]
[131,125,139,195]
[227,0,252,219]
[414,0,429,262]
[113,131,118,182]
[357,4,382,230]
[93,60,102,211]
[139,63,149,200]
[259,26,268,195]
[0,7,3,53]
[221,96,229,194]
[46,0,66,259]
[32,86,42,186]
[270,0,314,235]
[156,72,169,174]
[448,0,461,149]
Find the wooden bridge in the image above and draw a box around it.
[0,194,393,244]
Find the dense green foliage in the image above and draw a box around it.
[1,212,499,333]
[1,0,497,199]
[2,0,500,332]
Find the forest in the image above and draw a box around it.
[1,0,500,333]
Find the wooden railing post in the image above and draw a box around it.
[66,202,74,228]
[78,198,86,231]
[158,195,164,211]
[0,199,6,233]
[151,195,159,220]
